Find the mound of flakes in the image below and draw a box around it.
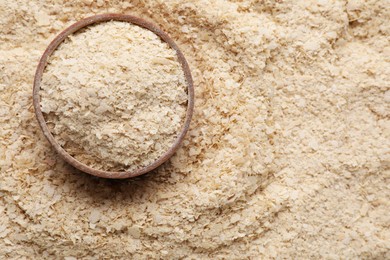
[0,0,389,259]
[40,21,188,172]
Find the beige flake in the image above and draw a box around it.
[40,21,187,172]
[1,0,389,259]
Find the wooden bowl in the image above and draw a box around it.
[33,14,194,179]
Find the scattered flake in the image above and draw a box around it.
[308,139,319,151]
[89,209,101,224]
[128,226,141,239]
[303,39,321,52]
[384,90,390,103]
[0,0,389,259]
[35,12,51,26]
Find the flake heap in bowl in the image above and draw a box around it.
[33,14,194,179]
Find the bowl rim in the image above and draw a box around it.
[33,13,194,179]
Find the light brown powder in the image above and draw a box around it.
[40,21,188,172]
[1,0,389,259]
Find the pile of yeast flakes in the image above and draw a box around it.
[40,21,188,172]
[1,0,389,258]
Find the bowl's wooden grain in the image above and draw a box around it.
[33,14,194,179]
